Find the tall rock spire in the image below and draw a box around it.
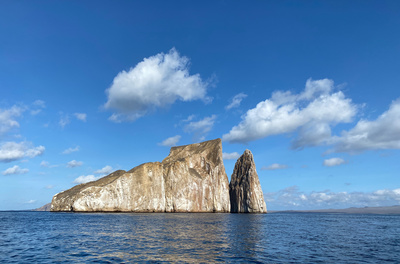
[229,149,267,213]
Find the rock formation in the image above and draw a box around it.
[51,139,231,213]
[229,150,267,213]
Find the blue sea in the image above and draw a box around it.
[0,212,399,263]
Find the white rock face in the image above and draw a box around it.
[51,139,230,213]
[229,149,267,213]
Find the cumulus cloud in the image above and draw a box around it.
[225,93,247,110]
[2,165,29,175]
[265,186,400,210]
[26,200,36,204]
[261,163,288,170]
[158,135,181,147]
[73,175,100,184]
[184,115,217,142]
[62,146,80,154]
[222,152,240,160]
[0,141,45,163]
[323,157,346,167]
[66,160,83,168]
[330,99,400,153]
[74,113,87,122]
[0,105,24,137]
[104,48,211,122]
[94,165,113,175]
[222,78,357,148]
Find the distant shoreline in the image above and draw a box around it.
[269,205,400,215]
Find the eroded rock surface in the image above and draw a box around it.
[163,139,230,212]
[51,139,230,212]
[229,150,267,213]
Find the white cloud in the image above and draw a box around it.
[222,152,241,160]
[40,161,49,167]
[184,115,216,134]
[40,160,57,168]
[30,100,46,115]
[73,175,100,184]
[225,93,247,110]
[261,163,288,170]
[67,160,83,168]
[94,165,113,175]
[265,186,400,210]
[62,146,80,154]
[0,141,45,163]
[158,135,181,147]
[59,115,70,128]
[2,165,29,175]
[222,78,357,148]
[45,185,54,189]
[104,48,211,122]
[26,199,36,204]
[74,113,87,122]
[0,105,24,137]
[330,99,400,153]
[184,115,217,142]
[323,157,346,167]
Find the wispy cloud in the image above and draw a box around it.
[104,48,211,122]
[66,160,83,168]
[59,114,70,128]
[323,157,346,167]
[261,163,288,170]
[62,146,80,154]
[74,113,87,122]
[184,115,217,142]
[30,100,46,115]
[158,135,181,147]
[225,93,247,110]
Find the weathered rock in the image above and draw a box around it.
[51,139,230,212]
[163,139,230,212]
[229,150,267,213]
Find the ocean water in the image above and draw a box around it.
[0,212,399,263]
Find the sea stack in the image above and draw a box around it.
[51,139,230,212]
[229,149,267,213]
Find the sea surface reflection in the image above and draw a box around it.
[1,212,399,263]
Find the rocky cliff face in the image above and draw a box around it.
[51,139,230,213]
[229,150,267,213]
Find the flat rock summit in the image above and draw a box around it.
[51,139,267,213]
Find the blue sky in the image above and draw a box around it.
[1,1,400,210]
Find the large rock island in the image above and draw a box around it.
[51,139,231,212]
[51,139,267,213]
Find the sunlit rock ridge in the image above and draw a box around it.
[51,139,266,213]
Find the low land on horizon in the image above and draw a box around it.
[269,205,400,215]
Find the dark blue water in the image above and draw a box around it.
[0,212,399,263]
